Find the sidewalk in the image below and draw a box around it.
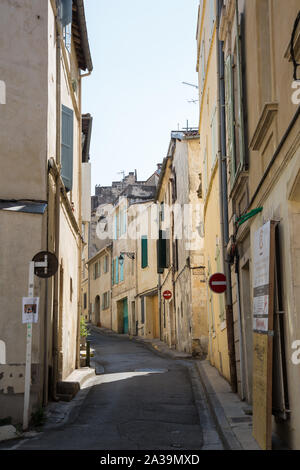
[0,367,96,443]
[196,360,260,450]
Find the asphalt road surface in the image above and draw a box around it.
[1,330,223,450]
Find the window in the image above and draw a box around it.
[59,0,72,51]
[115,257,119,284]
[203,146,208,196]
[83,293,87,310]
[61,105,74,192]
[119,207,127,236]
[173,238,179,272]
[160,202,165,222]
[104,255,109,273]
[102,292,110,310]
[70,277,73,302]
[120,258,124,282]
[141,236,148,269]
[94,261,100,280]
[211,105,217,168]
[157,230,170,273]
[141,296,145,324]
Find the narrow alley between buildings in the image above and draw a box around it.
[0,330,223,451]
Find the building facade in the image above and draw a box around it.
[0,0,93,423]
[219,0,300,449]
[196,0,231,381]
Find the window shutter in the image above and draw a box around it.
[209,0,215,40]
[203,146,208,196]
[61,105,74,192]
[141,236,148,269]
[225,55,236,185]
[211,106,217,168]
[59,0,72,27]
[141,297,145,324]
[115,257,119,284]
[236,13,245,170]
[112,258,114,286]
[120,259,124,282]
[123,209,127,235]
[173,238,179,272]
[114,214,118,240]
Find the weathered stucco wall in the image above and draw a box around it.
[0,0,48,201]
[0,211,46,421]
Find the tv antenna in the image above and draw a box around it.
[182,81,199,89]
[117,171,125,180]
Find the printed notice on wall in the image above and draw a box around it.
[22,297,39,324]
[253,221,271,332]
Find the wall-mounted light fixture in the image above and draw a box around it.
[118,252,135,265]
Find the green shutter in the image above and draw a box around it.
[141,236,148,268]
[61,105,74,192]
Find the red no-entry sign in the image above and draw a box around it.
[209,273,227,294]
[163,290,172,300]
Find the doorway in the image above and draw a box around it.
[123,298,128,334]
[95,295,100,326]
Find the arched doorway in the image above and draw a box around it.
[95,295,100,326]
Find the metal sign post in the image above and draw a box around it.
[23,261,35,431]
[22,255,51,431]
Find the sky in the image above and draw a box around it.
[82,0,200,191]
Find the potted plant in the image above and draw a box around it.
[80,316,89,347]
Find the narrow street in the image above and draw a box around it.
[1,330,223,451]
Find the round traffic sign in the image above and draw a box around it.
[209,273,227,294]
[163,290,172,300]
[32,251,58,279]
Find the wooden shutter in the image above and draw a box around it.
[115,257,119,284]
[211,106,217,168]
[60,0,72,27]
[225,55,236,185]
[141,236,148,269]
[236,12,245,170]
[120,259,124,282]
[114,214,118,240]
[61,105,74,192]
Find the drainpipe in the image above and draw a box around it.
[52,5,62,401]
[76,76,83,370]
[217,0,237,393]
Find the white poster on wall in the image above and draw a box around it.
[253,221,271,332]
[22,297,39,324]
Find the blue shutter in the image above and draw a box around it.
[61,105,74,192]
[115,257,119,284]
[60,0,73,27]
[120,259,124,282]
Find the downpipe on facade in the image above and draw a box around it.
[216,0,237,393]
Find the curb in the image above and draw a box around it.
[195,361,243,450]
